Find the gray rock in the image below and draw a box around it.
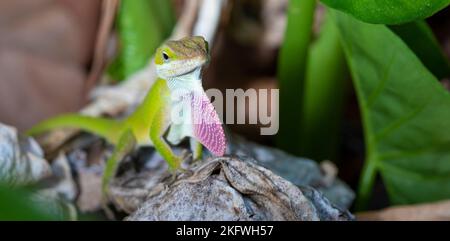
[0,123,51,185]
[227,135,355,209]
[0,123,77,219]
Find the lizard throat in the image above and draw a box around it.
[166,67,204,92]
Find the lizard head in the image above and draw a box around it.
[155,36,209,79]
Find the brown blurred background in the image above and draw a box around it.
[0,0,101,131]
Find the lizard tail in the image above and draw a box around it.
[26,114,123,144]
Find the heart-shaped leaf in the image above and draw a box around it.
[390,21,450,80]
[332,11,450,208]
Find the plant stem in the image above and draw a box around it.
[149,0,176,37]
[300,10,349,161]
[356,155,377,211]
[277,0,317,155]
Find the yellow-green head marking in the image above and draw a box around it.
[155,36,209,79]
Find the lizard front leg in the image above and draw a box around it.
[150,108,181,170]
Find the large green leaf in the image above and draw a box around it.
[332,11,450,209]
[322,0,450,24]
[107,0,174,81]
[390,21,450,80]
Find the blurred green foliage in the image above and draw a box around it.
[107,0,175,81]
[277,1,349,161]
[0,185,56,220]
[300,13,348,161]
[277,0,316,156]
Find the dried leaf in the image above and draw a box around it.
[127,157,353,221]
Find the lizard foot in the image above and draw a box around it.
[101,195,116,220]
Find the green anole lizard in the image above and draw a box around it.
[27,36,226,196]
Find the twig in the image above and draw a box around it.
[193,0,226,45]
[171,0,201,40]
[84,0,119,95]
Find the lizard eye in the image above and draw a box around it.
[162,52,170,62]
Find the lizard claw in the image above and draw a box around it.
[165,150,194,183]
[101,195,116,220]
[166,165,193,184]
[166,167,191,184]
